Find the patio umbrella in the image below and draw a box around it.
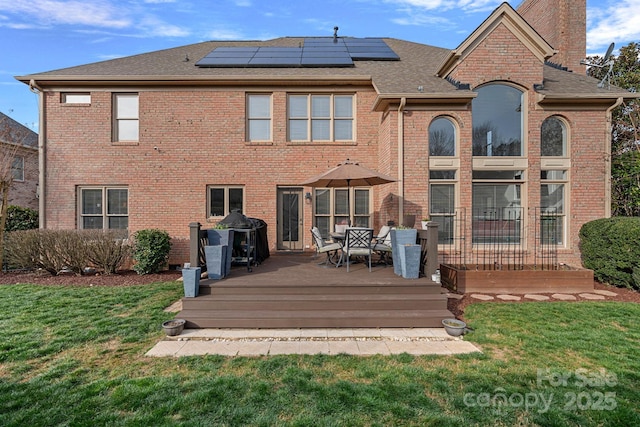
[301,159,396,226]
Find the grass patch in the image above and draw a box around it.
[1,284,639,426]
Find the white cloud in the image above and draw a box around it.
[205,29,245,40]
[0,0,191,38]
[587,0,640,50]
[0,0,131,28]
[139,16,190,37]
[383,0,502,13]
[391,14,452,26]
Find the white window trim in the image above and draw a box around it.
[541,170,569,247]
[113,93,139,143]
[246,93,273,142]
[62,93,91,104]
[288,93,355,142]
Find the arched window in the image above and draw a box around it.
[429,117,456,156]
[472,84,523,156]
[541,116,567,157]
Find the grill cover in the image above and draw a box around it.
[217,210,270,263]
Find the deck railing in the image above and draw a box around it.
[191,221,441,278]
[438,207,562,271]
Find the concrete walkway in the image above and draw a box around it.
[146,328,481,357]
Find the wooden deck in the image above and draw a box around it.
[178,253,453,328]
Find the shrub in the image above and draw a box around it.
[83,230,130,275]
[580,217,640,289]
[5,229,42,271]
[131,229,171,275]
[5,205,38,231]
[5,229,131,275]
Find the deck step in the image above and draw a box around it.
[179,309,454,328]
[183,293,447,311]
[197,284,445,296]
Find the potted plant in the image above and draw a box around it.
[390,226,418,276]
[206,223,235,279]
[162,319,186,336]
[182,266,201,296]
[421,217,432,229]
[442,318,467,336]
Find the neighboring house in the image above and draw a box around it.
[15,0,637,267]
[0,112,38,211]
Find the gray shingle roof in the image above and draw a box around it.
[16,37,635,102]
[0,112,38,149]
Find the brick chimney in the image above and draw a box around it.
[517,0,586,73]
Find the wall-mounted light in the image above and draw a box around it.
[305,192,312,201]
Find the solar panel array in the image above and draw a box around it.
[195,38,399,68]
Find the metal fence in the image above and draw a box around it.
[438,207,561,270]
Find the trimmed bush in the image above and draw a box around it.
[84,229,130,275]
[580,217,640,289]
[131,229,171,275]
[5,229,131,275]
[5,205,38,231]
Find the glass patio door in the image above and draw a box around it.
[277,187,303,250]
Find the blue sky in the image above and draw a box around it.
[1,0,639,131]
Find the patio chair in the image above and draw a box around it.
[310,227,343,266]
[341,227,374,272]
[372,225,392,265]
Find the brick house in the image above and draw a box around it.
[0,112,38,211]
[16,0,636,267]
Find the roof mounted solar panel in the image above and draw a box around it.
[196,37,398,68]
[345,38,400,60]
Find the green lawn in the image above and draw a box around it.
[1,282,638,426]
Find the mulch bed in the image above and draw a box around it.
[0,269,182,286]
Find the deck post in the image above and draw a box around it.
[189,222,202,268]
[418,222,439,279]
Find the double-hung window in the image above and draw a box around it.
[113,93,139,142]
[11,156,24,181]
[288,94,354,142]
[79,187,128,230]
[208,186,244,217]
[540,170,567,245]
[429,170,456,244]
[247,94,272,141]
[313,188,370,237]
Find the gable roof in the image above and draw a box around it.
[437,2,556,78]
[15,10,636,109]
[0,112,38,149]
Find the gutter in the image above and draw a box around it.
[605,97,624,218]
[398,97,406,225]
[29,79,45,229]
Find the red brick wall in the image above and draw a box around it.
[43,88,384,263]
[5,145,38,210]
[517,0,586,72]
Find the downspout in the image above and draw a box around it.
[397,97,406,224]
[29,79,45,229]
[605,97,623,218]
